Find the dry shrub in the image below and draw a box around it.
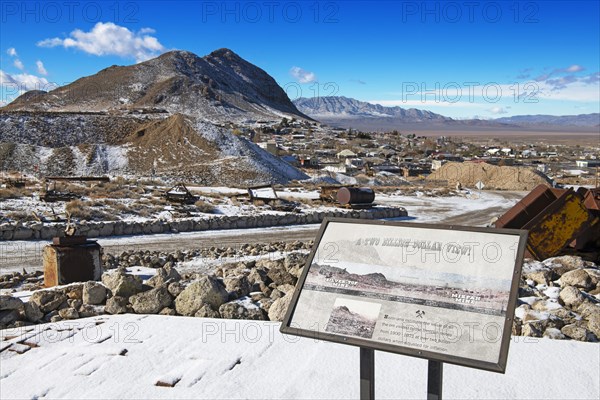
[6,211,33,222]
[195,200,216,213]
[147,196,167,206]
[137,208,152,218]
[112,202,132,213]
[0,188,26,199]
[65,199,92,220]
[61,183,88,196]
[253,200,266,207]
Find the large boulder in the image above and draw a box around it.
[218,301,267,320]
[588,314,600,339]
[224,276,252,299]
[284,252,307,278]
[30,290,67,313]
[24,302,44,322]
[561,323,593,341]
[525,270,554,286]
[146,265,181,288]
[559,286,585,308]
[129,286,172,314]
[174,276,228,316]
[167,281,185,298]
[194,304,220,318]
[102,271,143,298]
[104,296,130,315]
[0,295,24,311]
[82,281,107,305]
[58,308,79,320]
[560,269,593,291]
[267,264,297,286]
[268,291,294,322]
[0,309,20,327]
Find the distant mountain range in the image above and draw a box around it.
[293,96,600,132]
[495,114,600,127]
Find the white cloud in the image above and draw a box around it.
[36,60,48,76]
[13,59,24,70]
[0,70,55,92]
[565,64,584,73]
[488,106,508,114]
[37,22,166,62]
[290,66,317,83]
[6,47,17,57]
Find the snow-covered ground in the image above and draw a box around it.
[0,315,598,399]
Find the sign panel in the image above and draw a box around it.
[281,218,527,373]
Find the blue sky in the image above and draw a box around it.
[1,0,599,118]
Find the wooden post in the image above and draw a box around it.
[427,360,443,400]
[360,347,375,400]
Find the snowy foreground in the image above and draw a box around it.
[1,315,598,400]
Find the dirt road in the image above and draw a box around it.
[0,191,524,273]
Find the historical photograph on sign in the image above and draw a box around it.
[325,298,382,339]
[283,219,527,372]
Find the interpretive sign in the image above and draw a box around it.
[281,218,528,373]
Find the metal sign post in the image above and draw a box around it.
[360,348,375,400]
[427,360,443,400]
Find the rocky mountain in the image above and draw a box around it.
[294,96,450,121]
[0,49,310,184]
[494,113,600,128]
[4,49,310,123]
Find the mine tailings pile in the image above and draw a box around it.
[427,161,553,191]
[495,185,600,261]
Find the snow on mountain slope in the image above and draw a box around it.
[0,49,310,184]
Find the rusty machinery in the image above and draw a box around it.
[247,184,298,212]
[320,185,376,209]
[164,183,200,204]
[43,221,102,287]
[495,185,600,260]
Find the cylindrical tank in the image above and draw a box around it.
[337,187,375,205]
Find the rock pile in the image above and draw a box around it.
[2,253,598,343]
[0,251,308,329]
[0,241,313,292]
[0,270,43,290]
[515,255,600,341]
[102,241,313,270]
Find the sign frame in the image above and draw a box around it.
[280,218,528,374]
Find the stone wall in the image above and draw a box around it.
[0,207,407,241]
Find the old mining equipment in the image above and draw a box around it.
[495,184,600,260]
[247,184,298,212]
[43,235,102,287]
[319,185,351,203]
[164,183,199,204]
[336,187,376,208]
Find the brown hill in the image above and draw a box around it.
[126,114,308,184]
[427,161,553,190]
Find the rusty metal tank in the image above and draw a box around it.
[43,236,102,287]
[336,187,375,205]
